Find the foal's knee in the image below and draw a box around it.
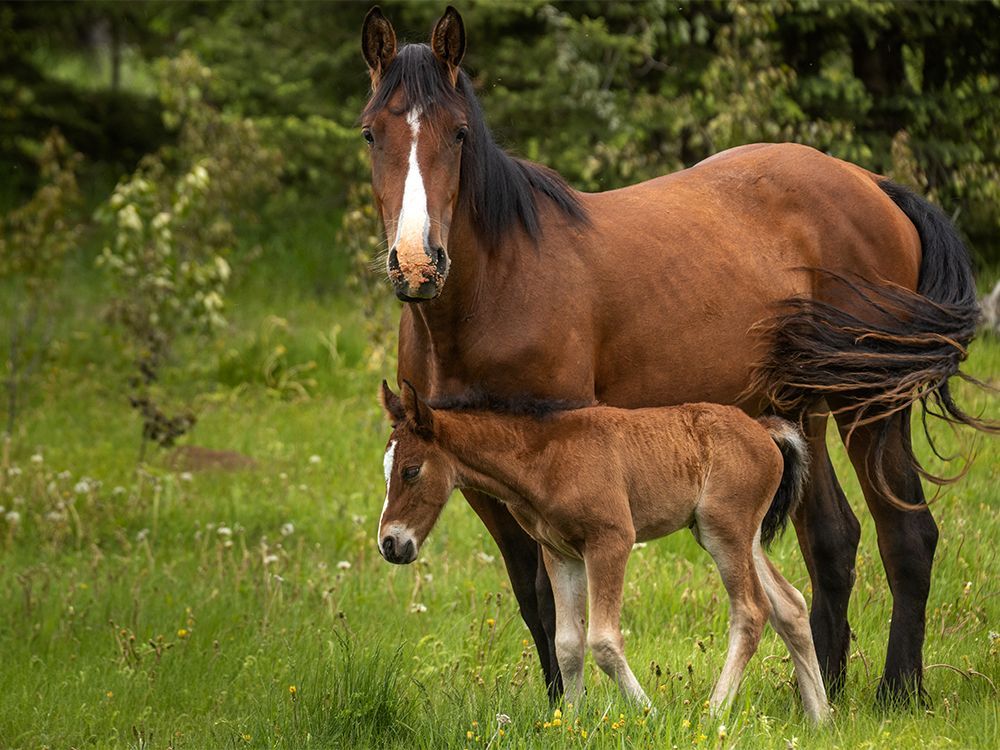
[555,630,585,673]
[588,631,624,674]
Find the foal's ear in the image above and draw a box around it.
[431,6,465,84]
[362,6,397,89]
[401,380,435,436]
[379,380,405,424]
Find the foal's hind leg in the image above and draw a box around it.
[791,411,860,699]
[694,517,770,715]
[753,544,831,723]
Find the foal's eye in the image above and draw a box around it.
[455,126,468,144]
[362,128,374,146]
[402,465,421,481]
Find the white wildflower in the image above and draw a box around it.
[476,551,496,564]
[136,528,150,541]
[5,511,21,526]
[308,454,321,465]
[496,713,511,726]
[179,472,194,482]
[7,467,22,477]
[112,486,126,496]
[217,526,233,538]
[263,554,280,566]
[74,479,91,494]
[281,522,295,537]
[57,470,72,480]
[410,602,428,614]
[336,560,351,570]
[30,453,43,465]
[351,514,366,526]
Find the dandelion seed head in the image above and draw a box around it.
[217,526,233,537]
[337,560,351,570]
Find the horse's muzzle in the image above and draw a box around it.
[387,245,448,301]
[381,533,416,564]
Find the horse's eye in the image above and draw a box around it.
[402,465,421,481]
[362,128,374,146]
[455,126,468,144]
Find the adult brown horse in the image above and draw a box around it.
[359,6,988,704]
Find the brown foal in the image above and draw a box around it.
[377,382,830,722]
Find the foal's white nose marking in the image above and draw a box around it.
[390,107,430,267]
[378,440,397,549]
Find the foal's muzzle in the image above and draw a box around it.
[387,245,449,301]
[380,533,417,565]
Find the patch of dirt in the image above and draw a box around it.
[165,446,257,472]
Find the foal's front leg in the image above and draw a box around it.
[585,534,650,706]
[542,548,588,704]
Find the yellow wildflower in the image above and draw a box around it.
[486,618,496,627]
[467,731,473,739]
[177,628,190,638]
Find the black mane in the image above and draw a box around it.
[362,44,588,250]
[429,388,591,419]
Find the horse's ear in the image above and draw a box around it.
[380,380,405,424]
[362,6,397,89]
[401,380,435,436]
[430,6,465,84]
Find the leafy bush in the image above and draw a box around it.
[98,53,281,458]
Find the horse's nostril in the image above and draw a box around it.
[382,536,395,558]
[433,246,446,268]
[402,539,415,561]
[387,247,400,271]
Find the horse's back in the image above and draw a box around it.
[580,143,921,408]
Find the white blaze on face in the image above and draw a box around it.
[390,107,430,271]
[378,440,397,548]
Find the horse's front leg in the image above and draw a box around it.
[461,488,561,699]
[584,529,650,706]
[541,548,588,705]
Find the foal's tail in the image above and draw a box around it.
[757,417,810,548]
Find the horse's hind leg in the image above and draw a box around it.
[791,411,860,698]
[583,531,650,706]
[833,406,937,704]
[462,489,561,699]
[753,545,831,723]
[694,513,770,715]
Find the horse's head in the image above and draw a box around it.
[376,380,455,564]
[361,6,467,302]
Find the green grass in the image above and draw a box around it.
[1,230,998,749]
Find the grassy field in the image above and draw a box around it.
[1,219,997,750]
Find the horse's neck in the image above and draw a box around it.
[436,411,551,507]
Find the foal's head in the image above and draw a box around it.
[376,380,454,564]
[361,7,467,302]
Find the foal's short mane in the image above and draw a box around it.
[362,44,588,251]
[429,389,591,419]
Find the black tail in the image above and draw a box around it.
[757,417,810,548]
[747,180,996,510]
